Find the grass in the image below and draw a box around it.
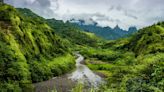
[80,45,164,92]
[48,54,75,66]
[48,54,76,76]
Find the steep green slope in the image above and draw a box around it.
[16,8,100,47]
[46,19,99,47]
[0,4,75,91]
[125,23,164,55]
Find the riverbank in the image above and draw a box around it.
[34,54,104,92]
[34,74,76,92]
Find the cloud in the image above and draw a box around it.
[124,10,138,20]
[5,0,59,18]
[108,5,138,20]
[4,0,164,29]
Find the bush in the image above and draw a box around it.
[30,62,52,83]
[0,82,21,92]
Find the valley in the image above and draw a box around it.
[0,2,164,92]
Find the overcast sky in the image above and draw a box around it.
[5,0,164,29]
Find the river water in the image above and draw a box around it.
[69,54,103,87]
[34,54,103,92]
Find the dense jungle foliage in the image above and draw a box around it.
[80,22,164,92]
[0,4,76,91]
[0,3,163,92]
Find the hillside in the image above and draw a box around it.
[16,8,100,47]
[0,4,75,91]
[80,22,164,92]
[0,2,163,92]
[46,19,100,47]
[125,22,164,55]
[70,19,137,40]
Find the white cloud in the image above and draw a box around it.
[5,0,164,30]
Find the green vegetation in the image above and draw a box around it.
[0,4,75,91]
[125,24,164,55]
[80,22,164,92]
[71,83,98,92]
[0,3,164,92]
[46,19,100,47]
[16,8,101,47]
[30,54,75,83]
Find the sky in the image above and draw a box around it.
[4,0,164,30]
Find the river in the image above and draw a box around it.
[69,53,103,87]
[34,54,103,92]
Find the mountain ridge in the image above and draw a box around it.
[1,3,163,92]
[70,19,137,40]
[17,8,100,47]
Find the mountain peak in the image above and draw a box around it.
[128,26,137,32]
[71,21,137,40]
[113,25,121,30]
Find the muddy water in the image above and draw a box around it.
[34,54,103,92]
[69,54,103,87]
